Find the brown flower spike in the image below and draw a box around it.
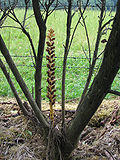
[46,28,56,123]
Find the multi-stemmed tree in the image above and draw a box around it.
[0,0,120,159]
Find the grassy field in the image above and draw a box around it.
[0,9,119,101]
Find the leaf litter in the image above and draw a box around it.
[0,97,120,160]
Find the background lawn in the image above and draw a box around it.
[0,8,119,101]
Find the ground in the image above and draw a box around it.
[0,97,120,160]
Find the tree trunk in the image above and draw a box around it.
[35,30,46,110]
[62,0,120,157]
[62,0,72,129]
[32,0,47,110]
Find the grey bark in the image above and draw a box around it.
[62,0,120,156]
[32,0,46,110]
[62,0,72,129]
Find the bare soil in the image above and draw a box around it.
[0,97,120,160]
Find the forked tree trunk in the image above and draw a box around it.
[61,1,120,157]
[46,1,120,159]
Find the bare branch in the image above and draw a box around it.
[1,25,21,30]
[81,45,89,63]
[23,4,28,27]
[31,0,58,110]
[62,0,72,130]
[0,58,28,116]
[0,35,49,133]
[0,11,8,26]
[44,0,58,23]
[32,0,45,30]
[8,11,18,22]
[0,7,11,26]
[32,0,46,109]
[62,0,89,130]
[47,0,58,17]
[79,7,91,66]
[97,50,104,59]
[78,0,106,105]
[65,2,120,153]
[21,13,34,24]
[29,47,36,68]
[68,0,89,53]
[101,18,114,31]
[108,89,120,96]
[7,9,37,62]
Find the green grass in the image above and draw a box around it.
[0,9,119,101]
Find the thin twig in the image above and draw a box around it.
[108,89,120,96]
[8,9,37,62]
[81,45,89,62]
[101,18,114,31]
[78,0,106,106]
[44,0,58,23]
[79,7,91,66]
[1,25,21,30]
[23,6,28,27]
[29,47,36,68]
[68,0,89,53]
[21,13,34,24]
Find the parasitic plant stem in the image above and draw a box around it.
[46,28,56,124]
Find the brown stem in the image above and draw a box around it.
[35,30,46,110]
[62,0,72,129]
[46,28,56,124]
[79,8,91,65]
[32,0,47,110]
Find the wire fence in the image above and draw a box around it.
[0,2,119,101]
[0,50,103,101]
[0,54,100,69]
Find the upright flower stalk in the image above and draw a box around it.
[46,28,56,123]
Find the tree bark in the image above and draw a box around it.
[62,0,120,156]
[35,30,46,110]
[62,0,72,129]
[32,0,47,110]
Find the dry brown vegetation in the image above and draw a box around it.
[0,97,120,160]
